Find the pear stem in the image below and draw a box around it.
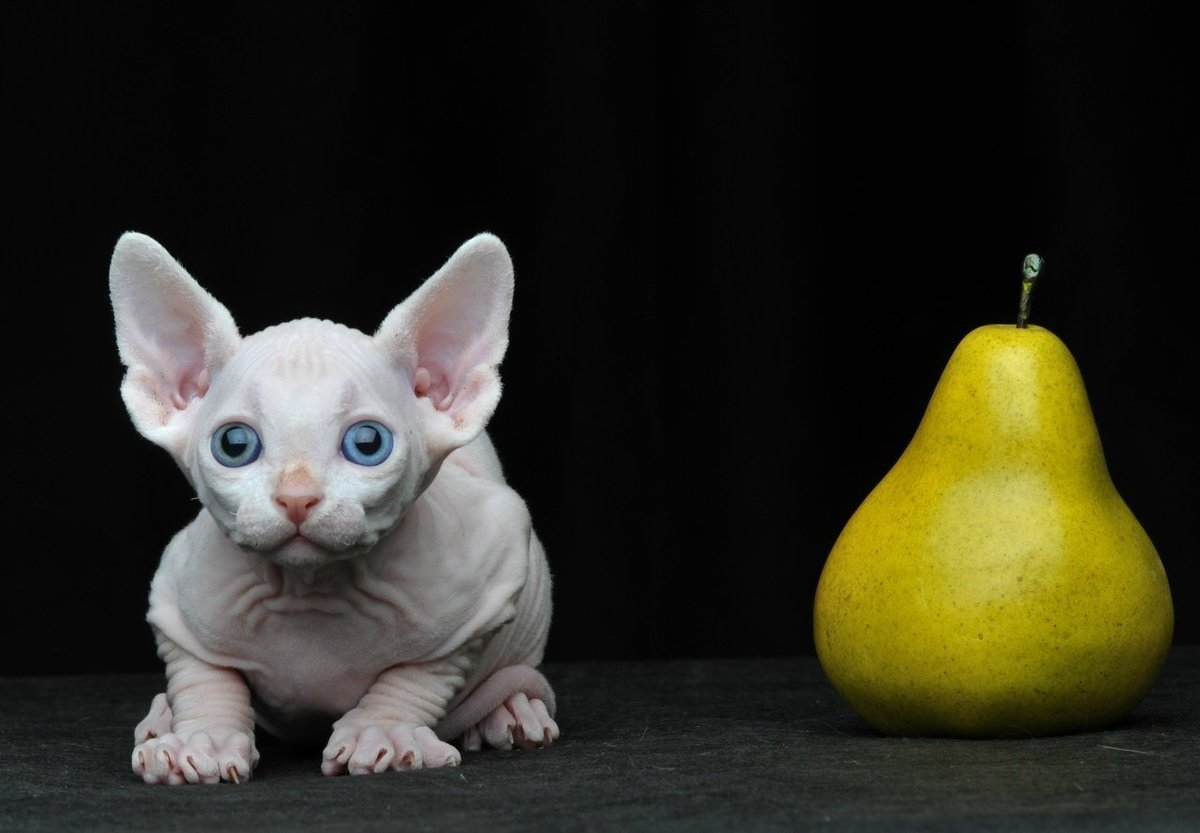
[1017,254,1043,328]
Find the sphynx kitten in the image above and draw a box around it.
[110,232,557,784]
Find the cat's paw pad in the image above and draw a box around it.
[132,728,258,785]
[468,692,559,751]
[321,723,461,776]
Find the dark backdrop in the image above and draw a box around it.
[3,3,1195,675]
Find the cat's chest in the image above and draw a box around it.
[228,583,417,718]
[173,536,459,672]
[167,547,458,720]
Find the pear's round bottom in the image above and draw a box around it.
[820,647,1170,739]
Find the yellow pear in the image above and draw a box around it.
[813,258,1173,737]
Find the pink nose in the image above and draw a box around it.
[275,462,323,526]
[276,493,321,526]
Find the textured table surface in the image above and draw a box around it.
[2,648,1197,832]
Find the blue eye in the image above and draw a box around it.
[211,423,262,467]
[341,420,393,466]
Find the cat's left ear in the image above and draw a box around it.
[375,233,514,454]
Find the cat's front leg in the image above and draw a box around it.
[132,633,258,785]
[321,651,477,776]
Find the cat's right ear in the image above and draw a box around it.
[109,232,241,457]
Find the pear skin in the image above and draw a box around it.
[813,324,1174,738]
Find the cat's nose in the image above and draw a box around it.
[276,493,322,526]
[275,462,323,526]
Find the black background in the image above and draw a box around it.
[3,3,1196,675]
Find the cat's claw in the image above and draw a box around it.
[321,722,461,776]
[478,693,560,751]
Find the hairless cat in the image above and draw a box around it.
[110,232,557,784]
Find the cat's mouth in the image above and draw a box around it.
[227,517,379,566]
[258,531,375,569]
[261,534,343,569]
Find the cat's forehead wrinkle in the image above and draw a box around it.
[215,318,404,420]
[237,319,378,381]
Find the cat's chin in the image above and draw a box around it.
[263,536,351,570]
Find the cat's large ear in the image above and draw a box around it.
[375,233,514,454]
[109,232,241,458]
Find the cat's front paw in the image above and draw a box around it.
[321,722,461,776]
[132,728,258,785]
